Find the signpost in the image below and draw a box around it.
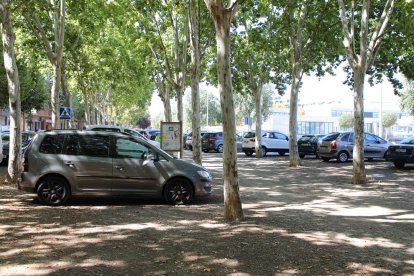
[59,107,72,129]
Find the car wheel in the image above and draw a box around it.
[299,154,305,158]
[321,157,330,162]
[163,178,194,205]
[37,176,70,206]
[0,157,8,166]
[278,151,286,156]
[337,151,349,163]
[394,161,405,169]
[244,151,253,156]
[216,144,223,153]
[260,147,267,157]
[189,145,193,151]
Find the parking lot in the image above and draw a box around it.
[0,152,413,275]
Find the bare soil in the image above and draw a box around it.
[1,152,413,276]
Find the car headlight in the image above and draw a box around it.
[197,170,211,179]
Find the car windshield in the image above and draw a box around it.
[399,136,414,144]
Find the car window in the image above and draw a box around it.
[341,133,351,142]
[115,137,150,159]
[39,134,65,154]
[364,133,377,144]
[263,132,274,138]
[65,135,110,157]
[275,133,287,140]
[299,135,314,142]
[400,137,414,144]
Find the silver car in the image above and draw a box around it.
[19,130,212,205]
[317,131,389,163]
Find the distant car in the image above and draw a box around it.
[185,130,207,151]
[317,131,389,163]
[385,136,414,168]
[83,124,160,148]
[242,130,289,157]
[297,134,325,158]
[201,131,224,153]
[1,131,35,165]
[19,130,213,205]
[388,135,411,145]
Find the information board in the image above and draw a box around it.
[160,122,182,151]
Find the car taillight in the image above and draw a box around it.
[249,138,255,142]
[209,138,217,141]
[331,140,337,150]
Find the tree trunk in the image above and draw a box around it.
[51,62,61,128]
[61,58,74,128]
[254,83,263,158]
[289,60,302,167]
[1,0,22,184]
[352,68,366,184]
[176,86,184,122]
[189,0,202,165]
[162,84,173,121]
[204,0,243,221]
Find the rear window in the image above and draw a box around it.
[298,135,316,142]
[244,132,256,138]
[39,134,65,154]
[321,133,340,142]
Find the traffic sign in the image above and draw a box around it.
[59,107,72,119]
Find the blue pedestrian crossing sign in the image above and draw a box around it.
[59,107,72,119]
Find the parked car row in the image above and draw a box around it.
[185,129,414,169]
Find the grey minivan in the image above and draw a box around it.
[19,130,212,205]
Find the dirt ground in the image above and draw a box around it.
[0,152,413,276]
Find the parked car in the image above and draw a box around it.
[317,131,389,163]
[201,131,224,153]
[242,130,289,157]
[83,124,160,148]
[1,131,35,165]
[297,134,325,158]
[185,130,207,151]
[19,130,212,205]
[385,136,414,168]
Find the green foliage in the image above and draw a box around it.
[0,51,49,113]
[382,112,397,128]
[338,113,354,129]
[399,79,414,116]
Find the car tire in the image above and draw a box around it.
[394,161,405,169]
[321,157,330,162]
[244,151,253,156]
[189,145,193,151]
[163,178,194,205]
[278,151,286,156]
[37,176,70,206]
[216,144,223,153]
[260,147,267,157]
[299,154,305,158]
[337,151,349,163]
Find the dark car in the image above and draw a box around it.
[1,131,36,165]
[297,134,325,158]
[386,136,414,168]
[202,131,224,153]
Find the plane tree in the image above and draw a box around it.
[232,1,289,158]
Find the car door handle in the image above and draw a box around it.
[114,165,124,171]
[64,161,75,168]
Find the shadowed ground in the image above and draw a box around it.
[0,151,413,275]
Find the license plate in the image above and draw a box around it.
[395,148,406,152]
